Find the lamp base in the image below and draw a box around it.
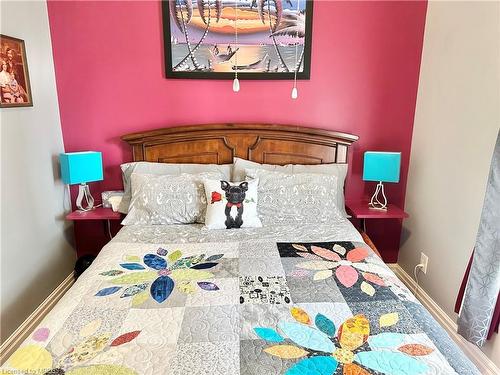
[76,183,95,211]
[368,181,388,211]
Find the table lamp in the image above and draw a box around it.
[59,151,103,211]
[363,151,401,210]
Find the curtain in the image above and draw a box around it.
[457,130,500,346]
[455,251,499,340]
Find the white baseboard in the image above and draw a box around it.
[0,272,75,365]
[389,263,499,375]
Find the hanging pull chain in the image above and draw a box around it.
[233,0,240,92]
[291,0,300,99]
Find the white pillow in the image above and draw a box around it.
[232,157,349,217]
[203,179,262,230]
[121,172,223,225]
[118,162,232,214]
[245,169,343,226]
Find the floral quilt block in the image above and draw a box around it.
[1,238,480,375]
[253,307,436,375]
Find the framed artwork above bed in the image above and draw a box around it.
[162,0,314,80]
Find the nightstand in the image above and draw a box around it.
[345,201,409,262]
[66,207,122,257]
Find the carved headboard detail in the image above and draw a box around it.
[122,124,359,165]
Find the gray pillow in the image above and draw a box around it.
[233,157,349,217]
[118,162,232,214]
[245,169,344,226]
[121,171,224,225]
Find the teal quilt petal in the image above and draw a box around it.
[120,263,145,270]
[95,286,121,296]
[278,322,335,353]
[355,351,429,375]
[368,332,406,349]
[285,356,338,375]
[315,314,336,337]
[254,327,285,342]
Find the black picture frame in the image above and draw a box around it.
[162,0,314,80]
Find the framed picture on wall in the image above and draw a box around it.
[162,0,314,80]
[0,34,33,108]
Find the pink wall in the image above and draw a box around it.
[47,0,427,262]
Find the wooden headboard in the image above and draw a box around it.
[122,124,358,165]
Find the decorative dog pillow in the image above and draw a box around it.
[203,179,262,229]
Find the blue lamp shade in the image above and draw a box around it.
[363,151,401,183]
[59,151,103,185]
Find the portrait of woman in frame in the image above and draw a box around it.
[0,34,33,108]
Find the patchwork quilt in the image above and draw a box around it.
[1,224,480,375]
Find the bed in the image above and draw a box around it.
[1,124,479,375]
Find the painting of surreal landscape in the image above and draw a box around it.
[162,0,313,79]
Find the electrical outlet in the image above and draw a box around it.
[420,252,429,274]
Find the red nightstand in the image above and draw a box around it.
[345,201,409,262]
[345,201,409,232]
[66,207,122,257]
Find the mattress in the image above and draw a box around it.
[1,219,480,374]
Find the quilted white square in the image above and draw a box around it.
[185,277,239,307]
[118,307,185,345]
